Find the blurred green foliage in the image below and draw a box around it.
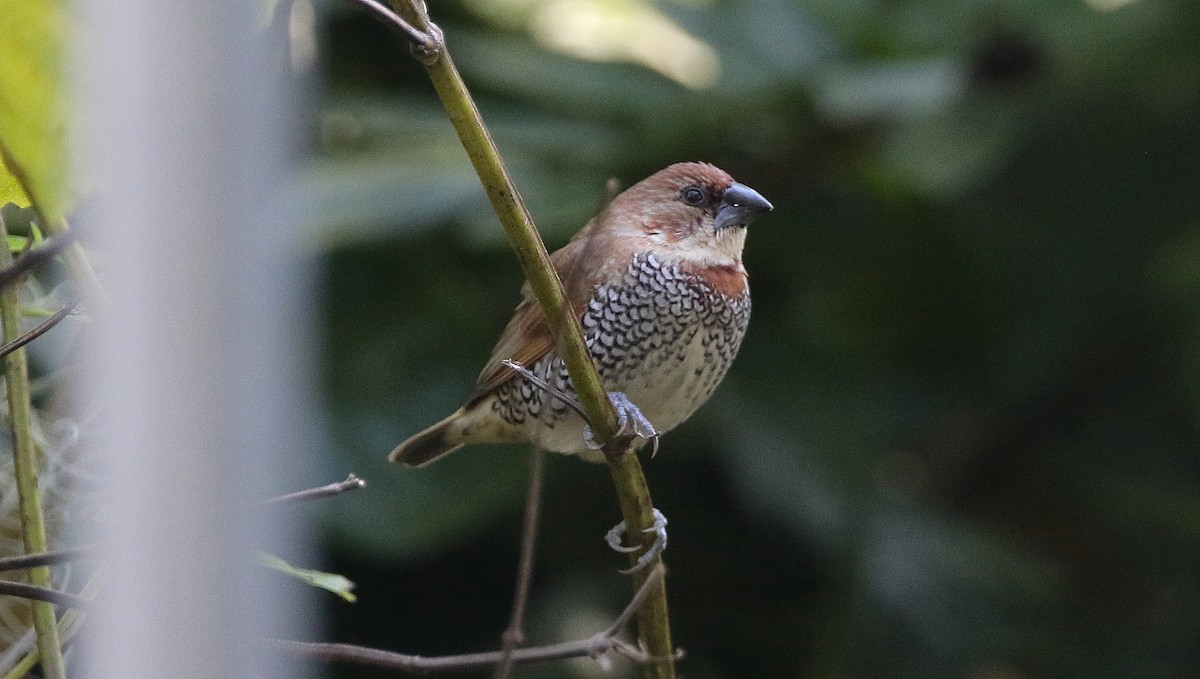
[0,0,69,217]
[312,0,1200,677]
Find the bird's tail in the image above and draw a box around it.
[388,409,467,467]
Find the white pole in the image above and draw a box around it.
[78,0,311,677]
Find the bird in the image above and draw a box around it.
[390,162,773,467]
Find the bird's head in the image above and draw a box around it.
[601,162,773,265]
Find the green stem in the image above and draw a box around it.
[386,1,617,440]
[383,3,675,677]
[607,453,675,677]
[0,217,66,679]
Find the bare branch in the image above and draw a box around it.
[0,546,96,573]
[270,637,594,674]
[494,448,546,679]
[263,474,366,506]
[271,565,669,674]
[500,359,588,419]
[604,565,666,637]
[338,0,437,56]
[0,233,76,290]
[1,569,101,677]
[0,582,92,610]
[0,303,76,359]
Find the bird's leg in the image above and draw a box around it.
[605,508,668,574]
[504,360,658,454]
[610,391,660,447]
[504,359,666,572]
[582,391,660,455]
[503,360,658,455]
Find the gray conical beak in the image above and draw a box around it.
[716,182,773,230]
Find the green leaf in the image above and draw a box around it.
[0,0,70,218]
[257,552,357,603]
[0,157,31,208]
[8,234,30,253]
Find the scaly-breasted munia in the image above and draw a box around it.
[390,162,772,466]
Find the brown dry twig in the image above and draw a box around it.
[0,582,92,610]
[0,546,96,574]
[0,303,77,359]
[263,474,366,506]
[0,233,76,290]
[493,447,546,679]
[270,564,675,674]
[340,0,438,56]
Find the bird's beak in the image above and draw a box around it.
[715,182,773,230]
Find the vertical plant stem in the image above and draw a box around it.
[607,453,673,676]
[381,3,677,676]
[494,447,546,679]
[385,0,618,440]
[382,3,677,677]
[0,217,67,679]
[380,3,676,676]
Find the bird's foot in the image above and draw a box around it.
[501,363,658,454]
[605,508,668,574]
[583,391,659,455]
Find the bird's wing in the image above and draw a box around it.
[470,233,617,401]
[470,294,556,399]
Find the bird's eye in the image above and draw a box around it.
[681,186,708,206]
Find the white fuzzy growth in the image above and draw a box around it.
[0,414,80,648]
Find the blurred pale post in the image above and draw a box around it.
[78,0,311,677]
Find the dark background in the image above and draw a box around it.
[304,1,1200,677]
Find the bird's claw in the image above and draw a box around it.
[612,390,659,447]
[605,508,668,574]
[583,391,660,455]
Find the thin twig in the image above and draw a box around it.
[0,546,96,573]
[603,564,668,638]
[339,0,437,54]
[1,566,104,679]
[0,213,67,678]
[0,582,92,610]
[263,474,366,505]
[272,565,668,674]
[500,359,588,419]
[0,303,76,359]
[0,233,76,290]
[377,0,622,441]
[494,448,547,679]
[271,637,594,673]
